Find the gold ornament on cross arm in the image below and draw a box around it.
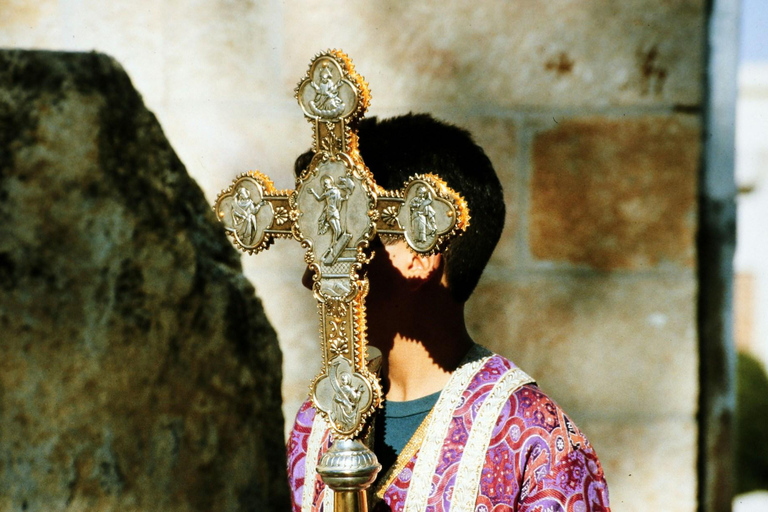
[213,49,469,511]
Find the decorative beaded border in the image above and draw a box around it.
[451,367,535,511]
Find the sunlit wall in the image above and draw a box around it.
[2,2,709,509]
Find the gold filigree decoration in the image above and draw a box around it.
[328,300,348,318]
[320,132,343,154]
[416,173,470,232]
[213,52,469,446]
[328,335,348,358]
[381,205,401,227]
[294,49,371,156]
[385,173,471,257]
[328,320,347,347]
[274,206,289,225]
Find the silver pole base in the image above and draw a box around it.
[317,439,381,512]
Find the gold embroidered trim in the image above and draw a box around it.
[450,367,536,512]
[402,355,492,512]
[372,408,435,501]
[303,412,329,512]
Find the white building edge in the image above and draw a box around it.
[735,61,768,366]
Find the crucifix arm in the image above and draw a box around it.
[214,171,296,254]
[374,175,468,254]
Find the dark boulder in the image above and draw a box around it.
[0,50,288,511]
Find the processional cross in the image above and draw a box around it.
[214,50,469,511]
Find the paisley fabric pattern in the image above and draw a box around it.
[287,353,611,512]
[287,400,314,511]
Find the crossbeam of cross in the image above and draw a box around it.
[214,50,469,441]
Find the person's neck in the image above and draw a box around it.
[370,296,474,402]
[384,333,473,402]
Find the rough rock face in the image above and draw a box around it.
[0,50,289,511]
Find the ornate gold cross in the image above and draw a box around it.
[214,50,468,510]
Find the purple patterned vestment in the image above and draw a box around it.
[287,352,611,512]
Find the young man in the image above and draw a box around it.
[287,114,611,511]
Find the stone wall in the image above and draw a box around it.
[0,50,288,511]
[1,1,709,510]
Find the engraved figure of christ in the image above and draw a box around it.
[309,175,354,264]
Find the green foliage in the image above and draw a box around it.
[736,351,768,494]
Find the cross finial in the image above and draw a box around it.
[296,50,370,158]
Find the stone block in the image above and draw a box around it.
[465,273,698,417]
[189,106,323,430]
[581,417,697,512]
[283,0,704,108]
[530,115,700,270]
[0,50,288,511]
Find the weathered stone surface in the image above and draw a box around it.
[284,0,704,108]
[162,0,279,103]
[2,1,705,110]
[57,2,165,104]
[530,115,700,270]
[466,273,698,417]
[0,50,288,511]
[0,1,61,49]
[468,273,700,509]
[582,417,698,512]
